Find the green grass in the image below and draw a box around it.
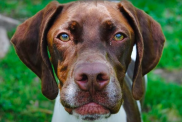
[0,0,182,122]
[130,0,182,69]
[0,0,75,19]
[143,73,182,122]
[0,47,55,122]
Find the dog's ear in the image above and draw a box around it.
[11,1,64,100]
[118,1,165,100]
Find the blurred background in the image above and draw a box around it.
[0,0,181,122]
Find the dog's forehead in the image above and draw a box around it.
[62,1,122,24]
[50,1,133,34]
[68,2,114,18]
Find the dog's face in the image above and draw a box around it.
[11,1,165,121]
[47,2,134,119]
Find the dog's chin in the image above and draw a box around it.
[67,102,111,121]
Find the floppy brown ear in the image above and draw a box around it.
[11,1,64,100]
[118,1,165,100]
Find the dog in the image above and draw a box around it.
[11,0,165,122]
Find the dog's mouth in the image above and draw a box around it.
[66,102,111,120]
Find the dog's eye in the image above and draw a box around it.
[114,33,124,41]
[59,33,70,42]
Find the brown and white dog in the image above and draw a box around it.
[11,0,165,122]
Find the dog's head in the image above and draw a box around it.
[11,1,165,121]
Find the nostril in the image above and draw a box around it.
[75,74,88,90]
[97,73,109,84]
[96,73,110,90]
[78,74,88,83]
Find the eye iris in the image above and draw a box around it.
[60,34,69,41]
[114,33,124,41]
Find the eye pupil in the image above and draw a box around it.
[59,33,70,41]
[114,33,124,41]
[62,34,68,38]
[116,34,121,38]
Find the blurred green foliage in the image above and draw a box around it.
[0,0,74,19]
[142,73,182,122]
[130,0,182,69]
[0,47,54,122]
[0,0,182,122]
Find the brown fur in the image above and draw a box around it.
[11,1,165,120]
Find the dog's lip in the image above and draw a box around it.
[64,102,110,115]
[73,102,110,115]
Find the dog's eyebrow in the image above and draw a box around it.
[101,20,130,35]
[102,20,116,30]
[68,21,77,30]
[68,21,81,31]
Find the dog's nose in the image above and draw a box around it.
[74,63,110,93]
